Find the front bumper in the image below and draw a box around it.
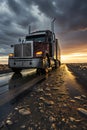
[8,57,46,69]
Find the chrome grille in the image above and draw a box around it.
[14,43,33,57]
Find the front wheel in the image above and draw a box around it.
[53,60,61,69]
[36,68,48,75]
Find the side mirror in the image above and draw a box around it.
[18,38,21,42]
[11,45,14,47]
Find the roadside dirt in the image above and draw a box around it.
[0,65,11,74]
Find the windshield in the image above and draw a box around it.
[26,35,46,42]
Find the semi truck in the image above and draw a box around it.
[8,30,61,74]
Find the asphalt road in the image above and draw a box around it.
[0,64,87,130]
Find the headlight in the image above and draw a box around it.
[9,53,14,57]
[36,51,43,57]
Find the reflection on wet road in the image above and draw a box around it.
[0,73,12,86]
[65,65,87,97]
[0,69,36,97]
[9,69,36,89]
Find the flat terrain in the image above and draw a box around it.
[0,64,87,130]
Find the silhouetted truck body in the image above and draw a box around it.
[8,30,61,73]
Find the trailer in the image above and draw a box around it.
[8,30,61,74]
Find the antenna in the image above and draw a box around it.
[51,18,56,33]
[51,18,56,58]
[28,24,31,34]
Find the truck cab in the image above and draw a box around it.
[8,30,60,73]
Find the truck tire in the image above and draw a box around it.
[12,68,22,73]
[55,60,61,68]
[59,60,61,66]
[46,53,50,67]
[36,68,48,75]
[53,60,60,69]
[36,68,41,75]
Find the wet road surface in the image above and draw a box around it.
[0,69,36,96]
[0,69,37,122]
[0,64,87,130]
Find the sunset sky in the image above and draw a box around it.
[0,0,87,64]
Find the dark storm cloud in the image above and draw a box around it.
[7,0,38,27]
[7,0,21,15]
[31,0,87,31]
[0,0,87,57]
[3,0,87,33]
[64,0,87,31]
[0,0,38,45]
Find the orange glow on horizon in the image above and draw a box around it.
[0,56,8,64]
[61,53,87,63]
